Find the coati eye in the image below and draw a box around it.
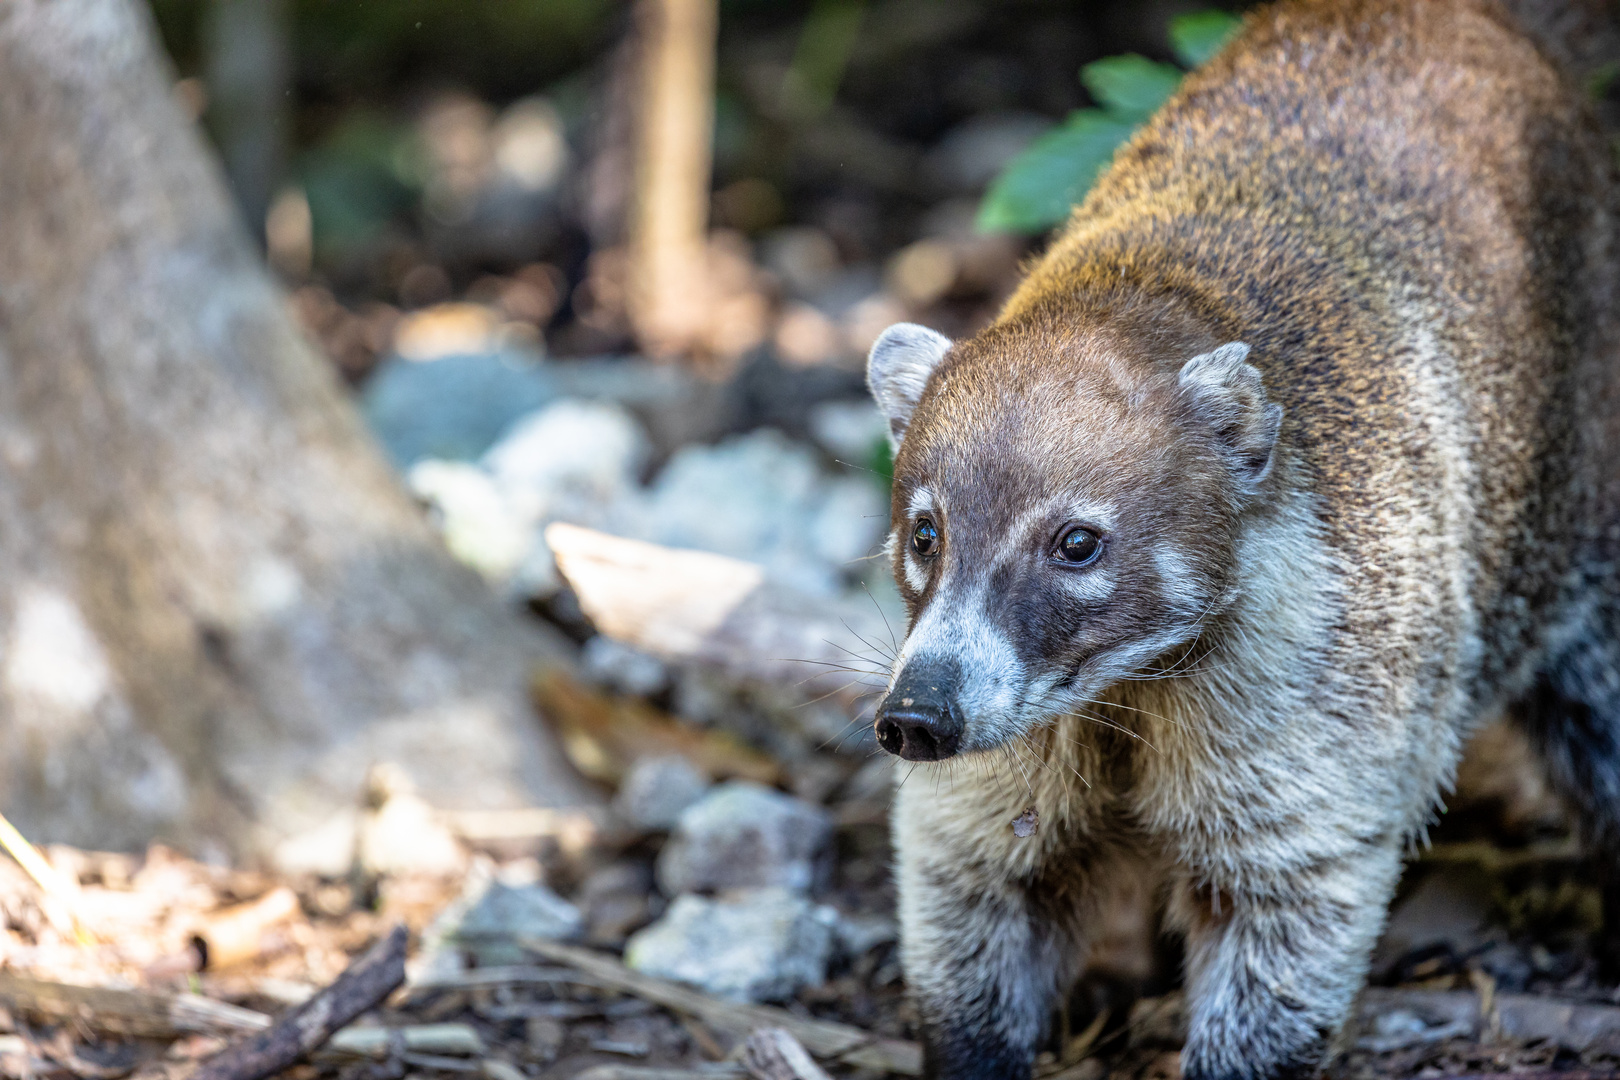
[911,518,940,558]
[1056,527,1102,565]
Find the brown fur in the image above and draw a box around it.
[866,3,1620,1079]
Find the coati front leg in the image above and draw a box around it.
[893,785,1094,1080]
[1170,840,1405,1080]
[897,846,1069,1079]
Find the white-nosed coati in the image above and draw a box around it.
[864,2,1620,1078]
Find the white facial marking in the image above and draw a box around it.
[1154,545,1209,614]
[904,554,931,594]
[1053,567,1116,603]
[907,486,936,519]
[897,581,1027,750]
[1063,499,1118,534]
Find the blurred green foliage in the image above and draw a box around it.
[1080,54,1182,120]
[1168,8,1246,67]
[976,9,1241,234]
[296,113,424,257]
[784,0,866,117]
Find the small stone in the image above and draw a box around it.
[637,429,884,598]
[624,888,837,1003]
[833,913,898,958]
[582,636,670,698]
[482,399,647,513]
[361,351,555,467]
[425,861,583,966]
[656,780,833,896]
[407,460,531,582]
[615,755,710,831]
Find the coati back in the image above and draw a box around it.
[863,2,1620,1079]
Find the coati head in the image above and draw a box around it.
[865,318,1283,761]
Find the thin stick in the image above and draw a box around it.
[191,924,408,1080]
[0,809,86,942]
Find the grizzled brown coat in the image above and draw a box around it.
[863,2,1620,1079]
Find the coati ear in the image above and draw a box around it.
[867,323,952,448]
[1177,342,1283,492]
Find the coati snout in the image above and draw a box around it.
[867,325,1280,758]
[873,657,964,760]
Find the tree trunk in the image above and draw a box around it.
[0,0,599,869]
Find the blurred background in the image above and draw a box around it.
[140,0,1252,675]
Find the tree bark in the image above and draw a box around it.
[0,0,599,868]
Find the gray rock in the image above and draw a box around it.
[656,780,833,896]
[482,399,648,514]
[362,351,556,466]
[582,636,670,698]
[615,754,710,831]
[807,400,888,463]
[637,430,886,598]
[426,861,584,966]
[407,398,652,597]
[834,912,898,958]
[406,460,532,583]
[624,888,838,1003]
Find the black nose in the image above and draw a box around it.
[874,661,963,761]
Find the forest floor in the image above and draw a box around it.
[2,704,1620,1080]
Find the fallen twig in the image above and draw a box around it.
[0,972,271,1038]
[191,924,408,1080]
[519,938,921,1075]
[0,969,488,1064]
[741,1029,832,1080]
[324,1022,485,1059]
[408,964,607,992]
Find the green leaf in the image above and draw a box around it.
[976,110,1140,233]
[1080,54,1183,119]
[1169,9,1243,69]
